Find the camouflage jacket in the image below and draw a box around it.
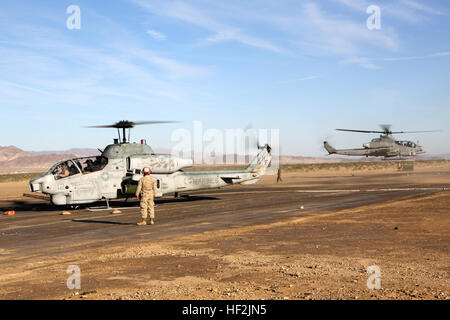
[136,175,157,197]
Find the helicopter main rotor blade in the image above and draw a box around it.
[84,125,118,128]
[389,130,442,134]
[336,129,385,134]
[84,120,181,144]
[336,128,441,134]
[132,121,179,126]
[85,120,179,129]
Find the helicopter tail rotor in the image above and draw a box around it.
[243,123,264,151]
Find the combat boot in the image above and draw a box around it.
[149,218,155,225]
[136,219,147,226]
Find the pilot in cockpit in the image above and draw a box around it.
[55,163,70,179]
[84,159,95,173]
[68,162,78,175]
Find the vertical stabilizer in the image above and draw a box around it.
[323,141,336,154]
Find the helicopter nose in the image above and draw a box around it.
[30,177,44,192]
[363,143,370,148]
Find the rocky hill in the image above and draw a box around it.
[0,146,99,174]
[0,146,30,162]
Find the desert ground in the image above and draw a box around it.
[0,162,449,300]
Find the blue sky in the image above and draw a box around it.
[0,0,449,156]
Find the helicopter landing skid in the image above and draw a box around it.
[87,206,137,212]
[86,198,158,212]
[87,198,137,212]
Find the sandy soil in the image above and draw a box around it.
[0,181,30,199]
[0,166,448,300]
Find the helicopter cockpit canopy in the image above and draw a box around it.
[47,156,108,180]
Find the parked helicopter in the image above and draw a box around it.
[29,120,272,206]
[323,125,440,159]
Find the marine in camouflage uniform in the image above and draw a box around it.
[136,168,157,226]
[276,168,282,183]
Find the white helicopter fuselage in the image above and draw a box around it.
[29,141,272,206]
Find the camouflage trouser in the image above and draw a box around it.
[140,193,155,219]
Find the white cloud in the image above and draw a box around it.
[146,29,166,40]
[342,51,450,67]
[290,2,398,69]
[0,80,53,96]
[335,0,367,11]
[336,0,445,23]
[431,51,450,57]
[304,3,398,53]
[131,0,288,54]
[400,0,444,16]
[382,56,421,61]
[0,13,211,108]
[341,57,381,69]
[129,49,210,79]
[132,1,422,69]
[382,51,450,61]
[281,75,321,83]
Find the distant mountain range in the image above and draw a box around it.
[0,145,448,174]
[0,146,99,174]
[28,148,102,156]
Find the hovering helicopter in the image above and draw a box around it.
[29,121,272,206]
[323,125,440,159]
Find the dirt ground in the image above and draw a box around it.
[0,166,448,300]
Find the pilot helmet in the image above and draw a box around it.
[143,167,151,175]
